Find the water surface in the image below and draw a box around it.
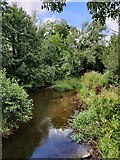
[2,88,90,159]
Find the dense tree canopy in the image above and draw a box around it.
[2,3,43,86]
[2,2,118,87]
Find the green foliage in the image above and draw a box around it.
[2,3,43,87]
[87,2,119,25]
[70,72,119,158]
[62,21,106,76]
[1,70,33,136]
[99,120,119,158]
[40,32,65,82]
[81,71,109,89]
[2,2,113,87]
[52,78,81,91]
[1,2,119,156]
[41,0,66,13]
[102,34,119,83]
[53,80,73,91]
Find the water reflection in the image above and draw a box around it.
[31,128,88,158]
[2,89,88,159]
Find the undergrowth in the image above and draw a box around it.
[69,71,119,158]
[1,70,33,136]
[52,77,81,91]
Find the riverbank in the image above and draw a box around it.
[53,71,119,158]
[2,70,119,158]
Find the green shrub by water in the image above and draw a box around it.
[81,71,109,89]
[52,78,81,91]
[1,70,33,136]
[70,71,119,158]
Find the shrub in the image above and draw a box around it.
[52,78,81,91]
[70,71,119,158]
[1,70,33,136]
[80,71,109,90]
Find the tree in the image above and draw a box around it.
[63,21,106,76]
[102,34,119,82]
[87,1,119,25]
[40,20,70,82]
[41,0,66,13]
[2,2,42,86]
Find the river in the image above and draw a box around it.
[2,88,91,159]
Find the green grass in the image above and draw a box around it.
[52,77,81,91]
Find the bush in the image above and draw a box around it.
[79,71,109,101]
[1,70,33,136]
[81,71,109,89]
[52,78,81,91]
[70,71,119,158]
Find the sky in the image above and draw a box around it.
[7,0,118,33]
[37,2,92,29]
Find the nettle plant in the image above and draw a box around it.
[1,69,33,136]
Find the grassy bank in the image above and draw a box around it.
[52,78,81,91]
[53,71,119,158]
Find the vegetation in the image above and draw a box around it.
[87,1,119,25]
[102,35,119,83]
[41,0,66,13]
[53,71,119,158]
[2,2,43,87]
[2,2,118,87]
[1,1,119,159]
[1,70,33,136]
[69,72,119,158]
[52,78,81,91]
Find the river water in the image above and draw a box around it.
[2,88,90,159]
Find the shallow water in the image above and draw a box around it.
[2,88,90,159]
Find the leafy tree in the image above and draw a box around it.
[2,3,42,86]
[63,21,106,76]
[102,34,119,82]
[2,1,117,87]
[87,1,119,25]
[40,24,66,82]
[41,0,66,13]
[42,19,70,38]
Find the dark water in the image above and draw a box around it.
[2,88,90,159]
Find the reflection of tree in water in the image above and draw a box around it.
[2,118,50,159]
[2,89,79,159]
[48,92,78,129]
[2,89,54,159]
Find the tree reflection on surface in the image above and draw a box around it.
[2,89,88,159]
